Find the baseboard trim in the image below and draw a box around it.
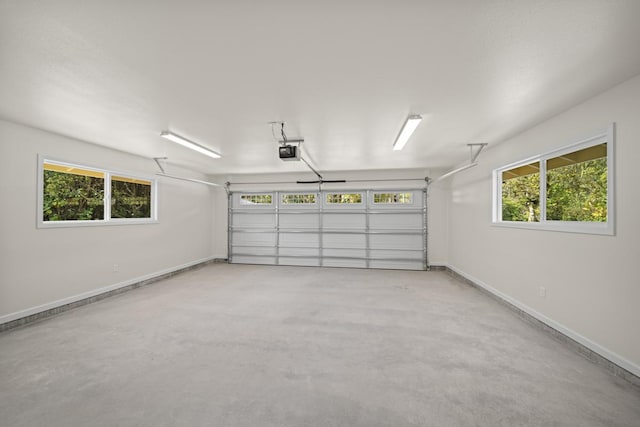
[0,256,224,333]
[439,264,640,387]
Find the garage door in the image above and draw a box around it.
[228,189,427,270]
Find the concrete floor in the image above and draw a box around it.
[1,264,639,427]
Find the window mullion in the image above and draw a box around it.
[539,157,547,223]
[105,172,111,221]
[494,170,502,222]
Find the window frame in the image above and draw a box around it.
[492,124,614,235]
[37,155,158,228]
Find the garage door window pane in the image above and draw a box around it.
[373,192,412,204]
[240,194,273,205]
[282,194,316,204]
[326,193,362,204]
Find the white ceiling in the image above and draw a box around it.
[2,1,640,175]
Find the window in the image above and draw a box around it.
[42,163,105,221]
[38,157,157,227]
[281,194,316,204]
[240,194,272,205]
[546,144,607,222]
[373,192,413,204]
[501,161,540,222]
[493,124,614,235]
[111,176,152,219]
[326,193,362,204]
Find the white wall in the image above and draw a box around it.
[0,119,215,321]
[209,168,449,266]
[446,74,640,376]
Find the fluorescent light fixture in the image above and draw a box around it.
[393,114,422,151]
[160,131,221,159]
[436,162,478,181]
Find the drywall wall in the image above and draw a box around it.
[446,74,640,376]
[0,119,215,321]
[209,168,449,266]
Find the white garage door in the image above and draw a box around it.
[228,189,427,270]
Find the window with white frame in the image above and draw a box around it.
[111,175,153,219]
[493,124,614,235]
[38,157,157,227]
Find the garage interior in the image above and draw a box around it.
[1,1,640,426]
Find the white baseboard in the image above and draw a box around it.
[445,264,640,379]
[0,256,216,325]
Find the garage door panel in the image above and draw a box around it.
[279,214,319,229]
[323,214,365,230]
[279,247,319,257]
[322,233,366,248]
[370,249,423,260]
[233,246,277,256]
[323,259,367,269]
[370,234,423,250]
[279,233,320,248]
[369,214,422,230]
[233,213,275,228]
[232,232,276,247]
[369,260,424,270]
[278,257,320,267]
[324,248,366,258]
[232,256,276,265]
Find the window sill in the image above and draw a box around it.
[37,219,159,229]
[491,220,614,236]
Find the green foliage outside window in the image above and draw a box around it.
[43,170,104,221]
[111,178,152,218]
[502,171,540,222]
[42,162,154,223]
[546,158,607,221]
[501,147,607,223]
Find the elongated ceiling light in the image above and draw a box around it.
[160,131,221,159]
[393,114,422,151]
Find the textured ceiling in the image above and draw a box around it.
[1,0,640,175]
